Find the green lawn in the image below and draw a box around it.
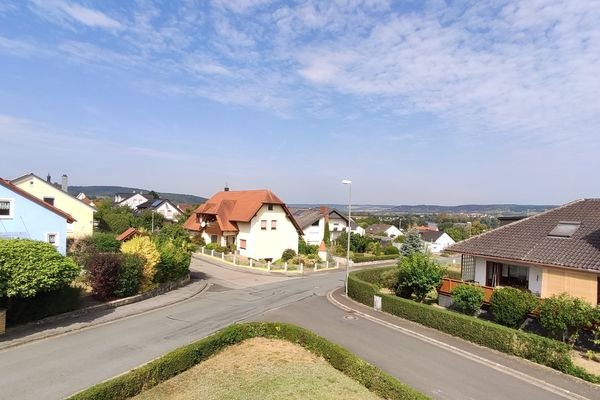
[134,337,382,400]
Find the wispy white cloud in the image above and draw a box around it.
[29,0,122,30]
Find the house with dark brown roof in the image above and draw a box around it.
[290,206,351,245]
[365,223,402,238]
[448,199,600,305]
[183,189,302,261]
[420,230,455,253]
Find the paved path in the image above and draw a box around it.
[0,258,597,400]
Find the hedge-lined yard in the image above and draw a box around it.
[67,322,428,400]
[348,269,600,384]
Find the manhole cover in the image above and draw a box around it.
[344,315,358,320]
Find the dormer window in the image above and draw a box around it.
[268,204,273,211]
[548,221,580,238]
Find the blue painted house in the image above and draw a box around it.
[0,178,75,255]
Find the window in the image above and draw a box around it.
[311,220,320,226]
[271,220,277,230]
[0,199,13,218]
[240,239,247,250]
[210,235,218,243]
[267,204,273,211]
[261,220,267,230]
[46,233,58,246]
[43,197,55,206]
[461,255,476,282]
[548,221,580,238]
[333,223,339,231]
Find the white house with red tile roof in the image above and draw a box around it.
[184,189,302,261]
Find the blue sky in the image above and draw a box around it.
[1,0,599,205]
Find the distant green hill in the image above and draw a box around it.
[68,185,207,205]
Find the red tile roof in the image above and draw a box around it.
[0,178,76,223]
[116,227,139,242]
[183,189,302,234]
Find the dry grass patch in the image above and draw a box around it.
[134,338,382,400]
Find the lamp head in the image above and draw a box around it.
[341,180,352,185]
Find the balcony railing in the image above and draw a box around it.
[439,278,495,304]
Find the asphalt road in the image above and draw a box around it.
[0,258,597,400]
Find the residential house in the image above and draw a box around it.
[449,199,600,306]
[136,199,183,221]
[290,206,349,245]
[366,223,402,238]
[114,192,149,209]
[350,219,366,236]
[420,230,456,253]
[76,193,96,208]
[183,189,302,261]
[11,173,94,239]
[0,178,75,255]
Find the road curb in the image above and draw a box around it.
[0,280,211,351]
[326,288,595,400]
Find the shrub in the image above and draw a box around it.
[114,254,144,298]
[352,254,398,263]
[86,253,122,300]
[396,253,445,301]
[281,249,297,262]
[0,286,81,326]
[67,322,428,400]
[90,233,121,253]
[323,222,331,246]
[452,284,484,315]
[490,287,539,328]
[298,238,318,255]
[539,293,594,343]
[121,236,161,292]
[380,268,399,290]
[154,240,191,283]
[384,245,400,255]
[157,224,191,244]
[348,271,572,372]
[205,243,227,253]
[68,237,97,266]
[0,239,80,298]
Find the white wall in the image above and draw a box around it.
[119,194,148,210]
[302,220,323,245]
[528,265,543,296]
[156,202,182,221]
[385,226,402,238]
[474,257,487,285]
[247,205,298,260]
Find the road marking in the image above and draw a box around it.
[327,289,592,400]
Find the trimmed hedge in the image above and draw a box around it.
[68,322,427,400]
[352,254,399,263]
[348,271,573,372]
[1,286,81,325]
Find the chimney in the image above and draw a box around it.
[46,173,51,183]
[61,174,68,192]
[224,185,230,192]
[320,205,330,223]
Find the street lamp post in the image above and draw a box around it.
[342,180,352,296]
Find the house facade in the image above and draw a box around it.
[420,231,456,253]
[137,199,183,221]
[184,189,302,261]
[11,173,94,239]
[114,193,149,209]
[0,178,75,255]
[291,206,349,245]
[366,224,402,238]
[449,199,600,306]
[350,219,366,236]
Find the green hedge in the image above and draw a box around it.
[352,254,399,263]
[348,272,573,373]
[1,286,81,326]
[68,322,427,400]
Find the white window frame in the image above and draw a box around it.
[46,232,59,247]
[0,198,14,219]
